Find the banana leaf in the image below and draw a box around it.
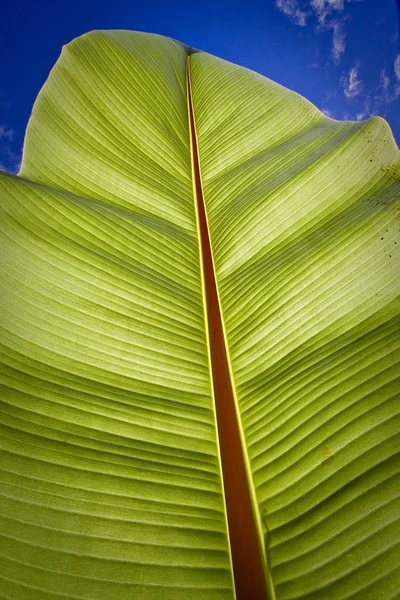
[0,30,399,600]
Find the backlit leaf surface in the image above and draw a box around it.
[0,30,399,600]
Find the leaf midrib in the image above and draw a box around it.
[186,55,275,600]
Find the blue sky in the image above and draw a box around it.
[1,0,399,173]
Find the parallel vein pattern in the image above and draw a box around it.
[0,32,234,600]
[1,29,399,600]
[190,51,400,600]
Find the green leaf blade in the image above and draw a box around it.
[20,31,194,228]
[0,30,235,600]
[190,51,400,599]
[1,29,400,599]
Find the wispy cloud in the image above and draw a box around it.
[354,95,374,122]
[275,0,308,26]
[0,124,14,141]
[394,55,400,81]
[0,93,20,173]
[365,61,400,110]
[380,69,390,92]
[330,20,346,64]
[0,122,19,173]
[0,146,20,174]
[274,0,361,63]
[340,58,400,124]
[341,63,363,99]
[310,0,345,26]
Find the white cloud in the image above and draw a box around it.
[321,107,334,117]
[380,69,390,92]
[275,0,308,26]
[331,21,346,64]
[347,108,376,122]
[0,125,14,141]
[342,63,363,99]
[275,0,361,63]
[311,0,345,26]
[346,64,400,126]
[377,64,400,103]
[322,59,400,124]
[361,95,371,115]
[0,124,19,174]
[354,104,375,120]
[0,146,20,174]
[394,55,400,80]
